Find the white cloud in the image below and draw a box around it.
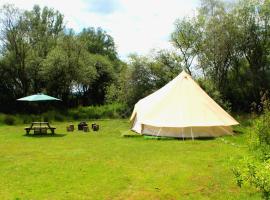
[0,0,199,60]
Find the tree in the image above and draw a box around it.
[234,0,270,102]
[24,5,64,93]
[79,27,118,61]
[0,4,122,110]
[170,0,270,111]
[0,4,30,96]
[197,0,238,92]
[171,18,201,75]
[149,50,182,88]
[42,31,97,105]
[107,51,183,107]
[0,4,65,112]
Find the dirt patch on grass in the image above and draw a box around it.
[187,175,221,197]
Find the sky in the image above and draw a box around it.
[0,0,200,60]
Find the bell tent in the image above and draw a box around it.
[130,71,239,138]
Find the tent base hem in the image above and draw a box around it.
[132,123,234,138]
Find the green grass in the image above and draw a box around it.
[0,119,260,200]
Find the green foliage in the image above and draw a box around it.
[0,4,121,111]
[79,27,118,61]
[198,78,232,111]
[233,98,270,199]
[0,104,127,125]
[233,158,270,200]
[171,18,200,75]
[42,31,98,100]
[68,103,128,120]
[3,115,16,125]
[251,107,270,161]
[113,52,182,107]
[85,54,117,104]
[21,114,35,124]
[1,0,270,114]
[170,0,270,112]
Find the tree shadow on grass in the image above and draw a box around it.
[23,133,67,138]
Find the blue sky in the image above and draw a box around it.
[0,0,200,60]
[87,0,119,14]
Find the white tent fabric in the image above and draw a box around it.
[130,71,239,138]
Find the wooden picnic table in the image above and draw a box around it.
[24,122,56,135]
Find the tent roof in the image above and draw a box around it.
[130,71,239,128]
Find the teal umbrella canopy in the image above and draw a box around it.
[17,93,61,102]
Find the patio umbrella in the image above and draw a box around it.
[17,93,61,122]
[17,93,61,102]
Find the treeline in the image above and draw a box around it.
[0,4,124,112]
[110,0,270,112]
[1,0,270,113]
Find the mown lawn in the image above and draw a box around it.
[0,119,260,200]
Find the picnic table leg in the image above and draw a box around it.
[25,128,30,135]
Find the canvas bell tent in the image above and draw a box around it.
[130,71,239,138]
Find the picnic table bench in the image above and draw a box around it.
[25,122,56,135]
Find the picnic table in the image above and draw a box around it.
[24,122,56,135]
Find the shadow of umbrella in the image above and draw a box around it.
[17,93,61,122]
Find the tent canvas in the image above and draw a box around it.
[130,71,239,138]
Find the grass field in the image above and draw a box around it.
[0,119,260,200]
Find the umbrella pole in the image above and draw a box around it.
[39,102,42,124]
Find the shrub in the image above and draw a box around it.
[233,158,270,200]
[54,113,64,122]
[68,103,127,120]
[0,103,128,125]
[3,115,16,125]
[42,111,56,122]
[233,95,270,199]
[22,115,33,124]
[253,115,270,161]
[70,110,80,120]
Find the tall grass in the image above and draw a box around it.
[0,103,129,125]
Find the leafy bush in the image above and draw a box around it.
[54,113,65,122]
[22,114,33,124]
[252,113,270,161]
[3,115,16,125]
[0,103,129,125]
[69,110,80,120]
[233,158,270,200]
[68,103,128,120]
[233,95,270,199]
